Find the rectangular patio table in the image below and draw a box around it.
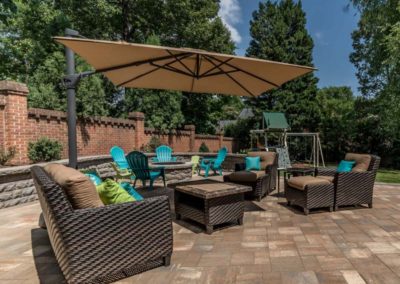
[174,179,252,234]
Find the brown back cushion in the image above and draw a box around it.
[44,163,103,209]
[248,151,276,170]
[345,153,372,172]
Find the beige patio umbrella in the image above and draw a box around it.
[55,37,315,97]
[55,35,316,168]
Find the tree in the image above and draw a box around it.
[1,0,237,131]
[316,87,355,162]
[28,51,109,116]
[246,0,319,132]
[350,0,400,167]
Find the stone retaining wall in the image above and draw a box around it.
[0,153,246,209]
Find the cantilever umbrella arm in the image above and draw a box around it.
[62,71,95,89]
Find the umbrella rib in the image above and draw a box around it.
[201,70,239,78]
[150,62,194,77]
[190,54,201,92]
[96,52,192,74]
[207,55,280,88]
[203,55,257,97]
[117,66,161,87]
[199,58,233,77]
[117,54,192,87]
[166,50,195,76]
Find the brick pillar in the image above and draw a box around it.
[0,81,29,165]
[218,131,223,149]
[128,112,145,150]
[184,125,196,152]
[168,130,176,148]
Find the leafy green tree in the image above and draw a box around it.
[27,52,108,116]
[316,87,355,162]
[246,0,319,131]
[350,0,400,167]
[224,118,256,152]
[1,0,237,131]
[350,0,400,97]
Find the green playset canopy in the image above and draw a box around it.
[262,112,290,130]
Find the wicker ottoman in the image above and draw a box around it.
[174,180,252,234]
[285,176,334,215]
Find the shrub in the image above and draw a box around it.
[141,136,162,153]
[28,137,62,163]
[0,147,16,166]
[199,142,210,153]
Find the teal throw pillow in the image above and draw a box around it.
[337,160,356,173]
[85,173,102,186]
[245,156,261,171]
[96,179,135,205]
[120,182,144,201]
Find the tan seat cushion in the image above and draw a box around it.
[44,163,103,209]
[248,151,276,170]
[345,153,371,172]
[228,170,266,183]
[317,176,334,183]
[287,176,331,191]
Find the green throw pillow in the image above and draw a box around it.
[96,179,135,205]
[245,156,261,171]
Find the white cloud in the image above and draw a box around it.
[314,31,328,46]
[218,0,242,44]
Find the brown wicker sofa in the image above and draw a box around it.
[316,153,381,210]
[224,151,278,201]
[31,166,173,284]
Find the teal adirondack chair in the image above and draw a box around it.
[126,151,166,190]
[199,147,228,178]
[152,145,177,163]
[110,146,134,182]
[110,146,129,169]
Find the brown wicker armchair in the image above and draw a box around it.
[31,166,173,284]
[223,152,278,201]
[316,153,381,210]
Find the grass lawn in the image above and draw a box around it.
[377,169,400,183]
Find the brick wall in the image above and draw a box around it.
[0,80,238,165]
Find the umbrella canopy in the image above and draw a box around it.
[54,37,315,97]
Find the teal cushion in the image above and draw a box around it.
[96,179,135,205]
[245,156,261,171]
[85,173,102,186]
[337,160,356,173]
[120,182,144,201]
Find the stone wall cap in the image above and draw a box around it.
[184,125,196,131]
[128,112,145,120]
[0,81,29,95]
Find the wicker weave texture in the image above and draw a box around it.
[225,154,278,201]
[285,181,334,214]
[333,155,380,208]
[174,190,244,233]
[224,174,271,201]
[31,166,173,284]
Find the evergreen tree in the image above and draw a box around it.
[246,0,319,131]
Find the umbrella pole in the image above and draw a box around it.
[65,29,78,169]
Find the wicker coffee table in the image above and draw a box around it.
[174,179,252,234]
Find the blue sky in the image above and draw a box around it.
[218,0,360,94]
